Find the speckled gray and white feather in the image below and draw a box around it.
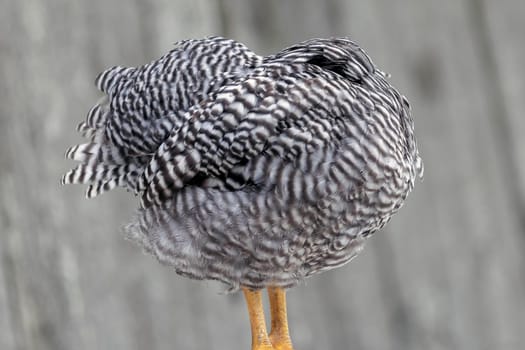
[62,36,423,291]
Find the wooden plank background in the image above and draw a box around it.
[1,0,524,349]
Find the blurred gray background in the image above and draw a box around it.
[1,0,524,349]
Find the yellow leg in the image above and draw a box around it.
[268,287,294,350]
[243,288,274,350]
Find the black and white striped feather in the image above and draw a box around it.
[62,37,423,291]
[62,37,262,197]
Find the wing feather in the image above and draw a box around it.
[139,62,355,206]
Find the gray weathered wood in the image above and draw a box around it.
[1,0,524,349]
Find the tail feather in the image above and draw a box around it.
[62,89,148,197]
[65,143,102,162]
[65,142,127,165]
[62,96,157,198]
[62,161,141,185]
[86,165,141,198]
[85,102,110,128]
[62,161,143,197]
[63,88,149,198]
[76,121,97,139]
[86,179,118,198]
[95,66,135,94]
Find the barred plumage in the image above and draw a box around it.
[62,37,262,197]
[62,36,422,291]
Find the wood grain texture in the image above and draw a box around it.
[1,0,524,349]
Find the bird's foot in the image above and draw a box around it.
[251,341,293,350]
[269,334,294,350]
[251,339,274,350]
